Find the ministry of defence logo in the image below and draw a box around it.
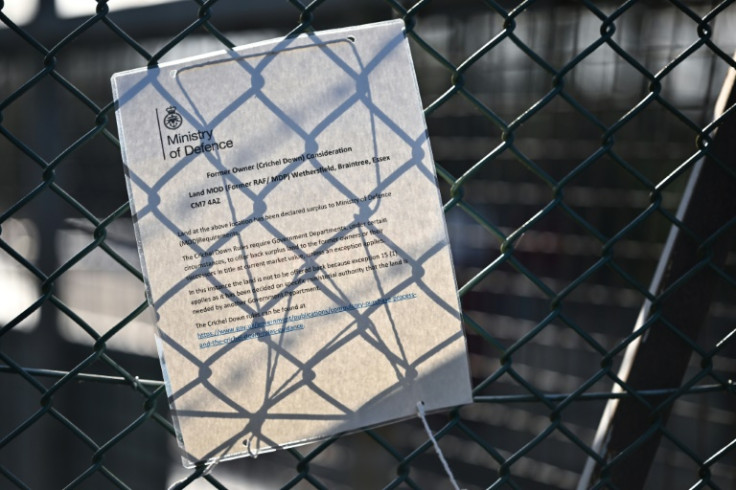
[162,106,183,130]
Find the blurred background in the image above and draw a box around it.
[1,1,735,488]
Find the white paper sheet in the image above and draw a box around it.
[112,20,472,466]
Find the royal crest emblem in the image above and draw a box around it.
[163,106,183,130]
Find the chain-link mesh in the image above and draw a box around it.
[1,1,735,488]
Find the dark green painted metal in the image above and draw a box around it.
[0,1,734,488]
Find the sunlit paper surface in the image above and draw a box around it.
[112,20,472,467]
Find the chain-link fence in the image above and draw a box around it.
[1,1,735,488]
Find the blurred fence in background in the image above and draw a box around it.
[1,1,735,488]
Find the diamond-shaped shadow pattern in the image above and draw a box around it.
[1,1,735,489]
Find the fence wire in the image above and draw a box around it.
[1,1,735,489]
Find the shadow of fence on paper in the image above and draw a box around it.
[114,23,471,468]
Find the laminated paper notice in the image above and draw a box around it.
[112,20,472,466]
